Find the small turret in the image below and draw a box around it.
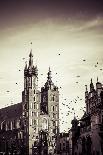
[44,67,54,90]
[25,61,27,70]
[96,77,102,90]
[85,85,88,97]
[90,78,94,92]
[47,67,52,82]
[71,116,78,129]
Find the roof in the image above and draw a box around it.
[0,102,22,121]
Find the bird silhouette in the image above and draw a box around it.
[76,75,80,78]
[6,91,10,93]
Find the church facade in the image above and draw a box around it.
[71,79,103,155]
[0,51,59,155]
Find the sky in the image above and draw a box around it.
[0,0,103,132]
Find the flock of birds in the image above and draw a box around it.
[0,47,103,132]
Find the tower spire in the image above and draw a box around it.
[90,78,94,92]
[29,49,33,67]
[25,61,27,70]
[47,67,52,82]
[97,77,98,83]
[85,85,88,92]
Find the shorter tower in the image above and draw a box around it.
[41,67,59,155]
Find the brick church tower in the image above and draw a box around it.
[22,50,41,155]
[41,67,59,154]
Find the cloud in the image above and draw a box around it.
[68,16,103,33]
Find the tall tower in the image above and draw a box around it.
[22,51,40,155]
[41,67,59,155]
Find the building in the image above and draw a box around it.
[58,132,70,155]
[71,78,103,155]
[0,51,59,155]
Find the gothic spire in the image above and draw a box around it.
[85,85,88,92]
[29,49,33,67]
[97,77,98,83]
[47,67,52,82]
[90,78,94,92]
[25,61,27,70]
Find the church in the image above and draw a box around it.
[0,51,59,155]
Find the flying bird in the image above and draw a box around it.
[6,91,10,93]
[76,75,80,78]
[83,59,86,62]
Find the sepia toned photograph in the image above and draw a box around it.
[0,0,103,154]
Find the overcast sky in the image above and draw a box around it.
[0,0,103,132]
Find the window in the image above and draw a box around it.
[33,119,36,125]
[53,113,55,118]
[30,119,32,126]
[17,119,20,128]
[13,120,16,129]
[56,121,58,126]
[34,97,36,101]
[36,119,38,125]
[31,103,33,109]
[53,95,55,101]
[34,89,35,94]
[56,105,58,112]
[37,104,38,109]
[34,103,36,109]
[56,113,58,119]
[53,121,55,126]
[6,122,8,131]
[53,106,55,111]
[56,128,58,134]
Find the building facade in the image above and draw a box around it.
[58,132,70,155]
[71,79,103,155]
[0,51,59,155]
